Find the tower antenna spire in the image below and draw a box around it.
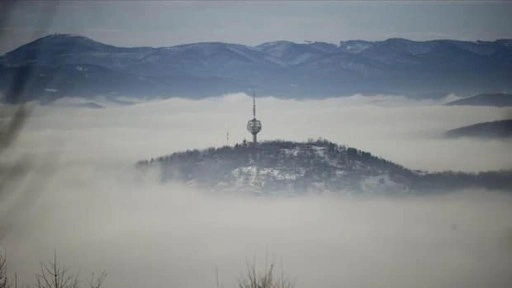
[253,91,256,119]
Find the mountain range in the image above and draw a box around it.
[1,34,512,102]
[137,140,512,195]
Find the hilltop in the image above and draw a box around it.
[137,139,512,195]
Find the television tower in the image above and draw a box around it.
[246,92,262,143]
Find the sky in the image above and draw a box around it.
[1,1,512,53]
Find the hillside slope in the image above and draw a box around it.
[137,140,512,195]
[445,120,512,139]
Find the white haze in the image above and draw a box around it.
[2,94,512,288]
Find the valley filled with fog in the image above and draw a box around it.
[2,94,512,288]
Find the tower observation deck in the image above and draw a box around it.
[246,92,262,143]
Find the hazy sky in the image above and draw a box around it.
[1,1,512,53]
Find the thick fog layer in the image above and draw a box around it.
[18,93,512,172]
[2,94,512,288]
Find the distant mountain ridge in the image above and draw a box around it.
[1,34,512,102]
[137,140,512,195]
[446,93,512,107]
[445,120,512,139]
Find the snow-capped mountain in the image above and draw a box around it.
[2,34,512,102]
[255,41,339,66]
[137,140,512,196]
[338,40,374,54]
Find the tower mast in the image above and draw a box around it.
[246,91,262,144]
[253,91,256,119]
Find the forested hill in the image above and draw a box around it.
[137,140,512,195]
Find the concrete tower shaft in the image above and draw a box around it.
[246,92,262,143]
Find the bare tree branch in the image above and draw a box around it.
[36,253,81,288]
[237,258,294,288]
[0,251,7,288]
[88,272,106,288]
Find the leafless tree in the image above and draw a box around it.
[237,259,294,288]
[87,272,106,288]
[0,251,7,288]
[35,252,106,288]
[0,250,18,288]
[36,253,79,288]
